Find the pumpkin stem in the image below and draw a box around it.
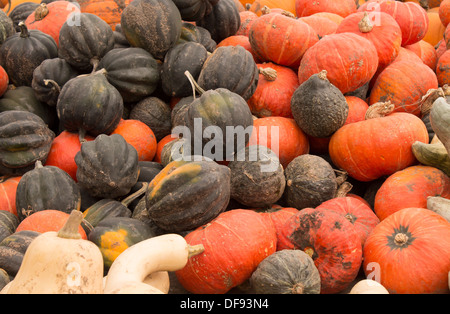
[260,5,270,15]
[18,22,30,38]
[43,79,61,94]
[358,12,373,33]
[34,3,49,21]
[442,84,450,96]
[245,3,251,10]
[184,70,205,99]
[91,58,100,73]
[334,169,348,186]
[292,283,305,294]
[34,160,44,169]
[188,244,205,258]
[304,247,314,258]
[121,182,148,207]
[79,129,87,143]
[57,210,83,239]
[420,87,445,116]
[317,70,328,81]
[259,67,277,81]
[365,101,395,119]
[394,233,409,246]
[281,11,295,18]
[335,181,353,198]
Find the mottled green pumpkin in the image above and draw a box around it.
[177,22,216,52]
[0,110,55,176]
[172,0,219,22]
[145,159,231,232]
[0,268,9,290]
[283,154,338,210]
[291,70,348,138]
[0,10,14,45]
[88,216,155,271]
[15,160,81,221]
[0,230,39,279]
[250,249,321,294]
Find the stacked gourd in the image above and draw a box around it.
[0,0,448,295]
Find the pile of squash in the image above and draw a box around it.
[0,0,449,295]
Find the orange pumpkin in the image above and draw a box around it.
[437,39,448,60]
[363,207,450,294]
[0,65,8,97]
[440,0,450,27]
[216,35,260,62]
[437,48,450,85]
[299,15,338,39]
[423,7,445,47]
[16,209,88,239]
[297,32,379,95]
[248,0,296,16]
[374,165,450,221]
[311,12,344,24]
[248,12,319,68]
[175,209,277,294]
[329,108,429,182]
[344,96,369,124]
[404,40,438,70]
[335,11,402,70]
[295,0,357,18]
[247,116,309,168]
[235,9,258,36]
[24,1,81,47]
[111,119,157,162]
[247,62,299,118]
[45,130,95,182]
[369,60,438,115]
[76,0,133,30]
[3,0,40,13]
[0,176,21,216]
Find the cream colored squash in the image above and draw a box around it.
[102,271,170,294]
[349,279,389,294]
[427,196,450,222]
[104,233,204,294]
[4,210,104,294]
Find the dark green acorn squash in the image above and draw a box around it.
[250,249,321,294]
[0,10,14,45]
[120,0,182,60]
[56,70,124,137]
[58,13,115,72]
[0,22,58,87]
[112,24,130,49]
[178,22,216,52]
[172,0,219,22]
[0,110,55,176]
[196,0,240,43]
[291,70,348,138]
[97,47,161,103]
[182,77,254,161]
[0,230,39,279]
[15,160,81,221]
[145,159,230,232]
[81,182,148,234]
[228,145,285,208]
[171,96,194,129]
[0,210,19,243]
[8,2,40,31]
[88,216,155,271]
[197,45,259,100]
[31,57,79,107]
[128,96,172,141]
[283,154,338,210]
[75,134,140,199]
[0,268,9,291]
[161,42,208,98]
[0,85,57,129]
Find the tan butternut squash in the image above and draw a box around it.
[4,210,104,294]
[412,137,450,177]
[349,279,389,294]
[104,233,204,294]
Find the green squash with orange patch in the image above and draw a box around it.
[145,159,231,233]
[88,217,155,272]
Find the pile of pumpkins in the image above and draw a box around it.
[0,0,448,294]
